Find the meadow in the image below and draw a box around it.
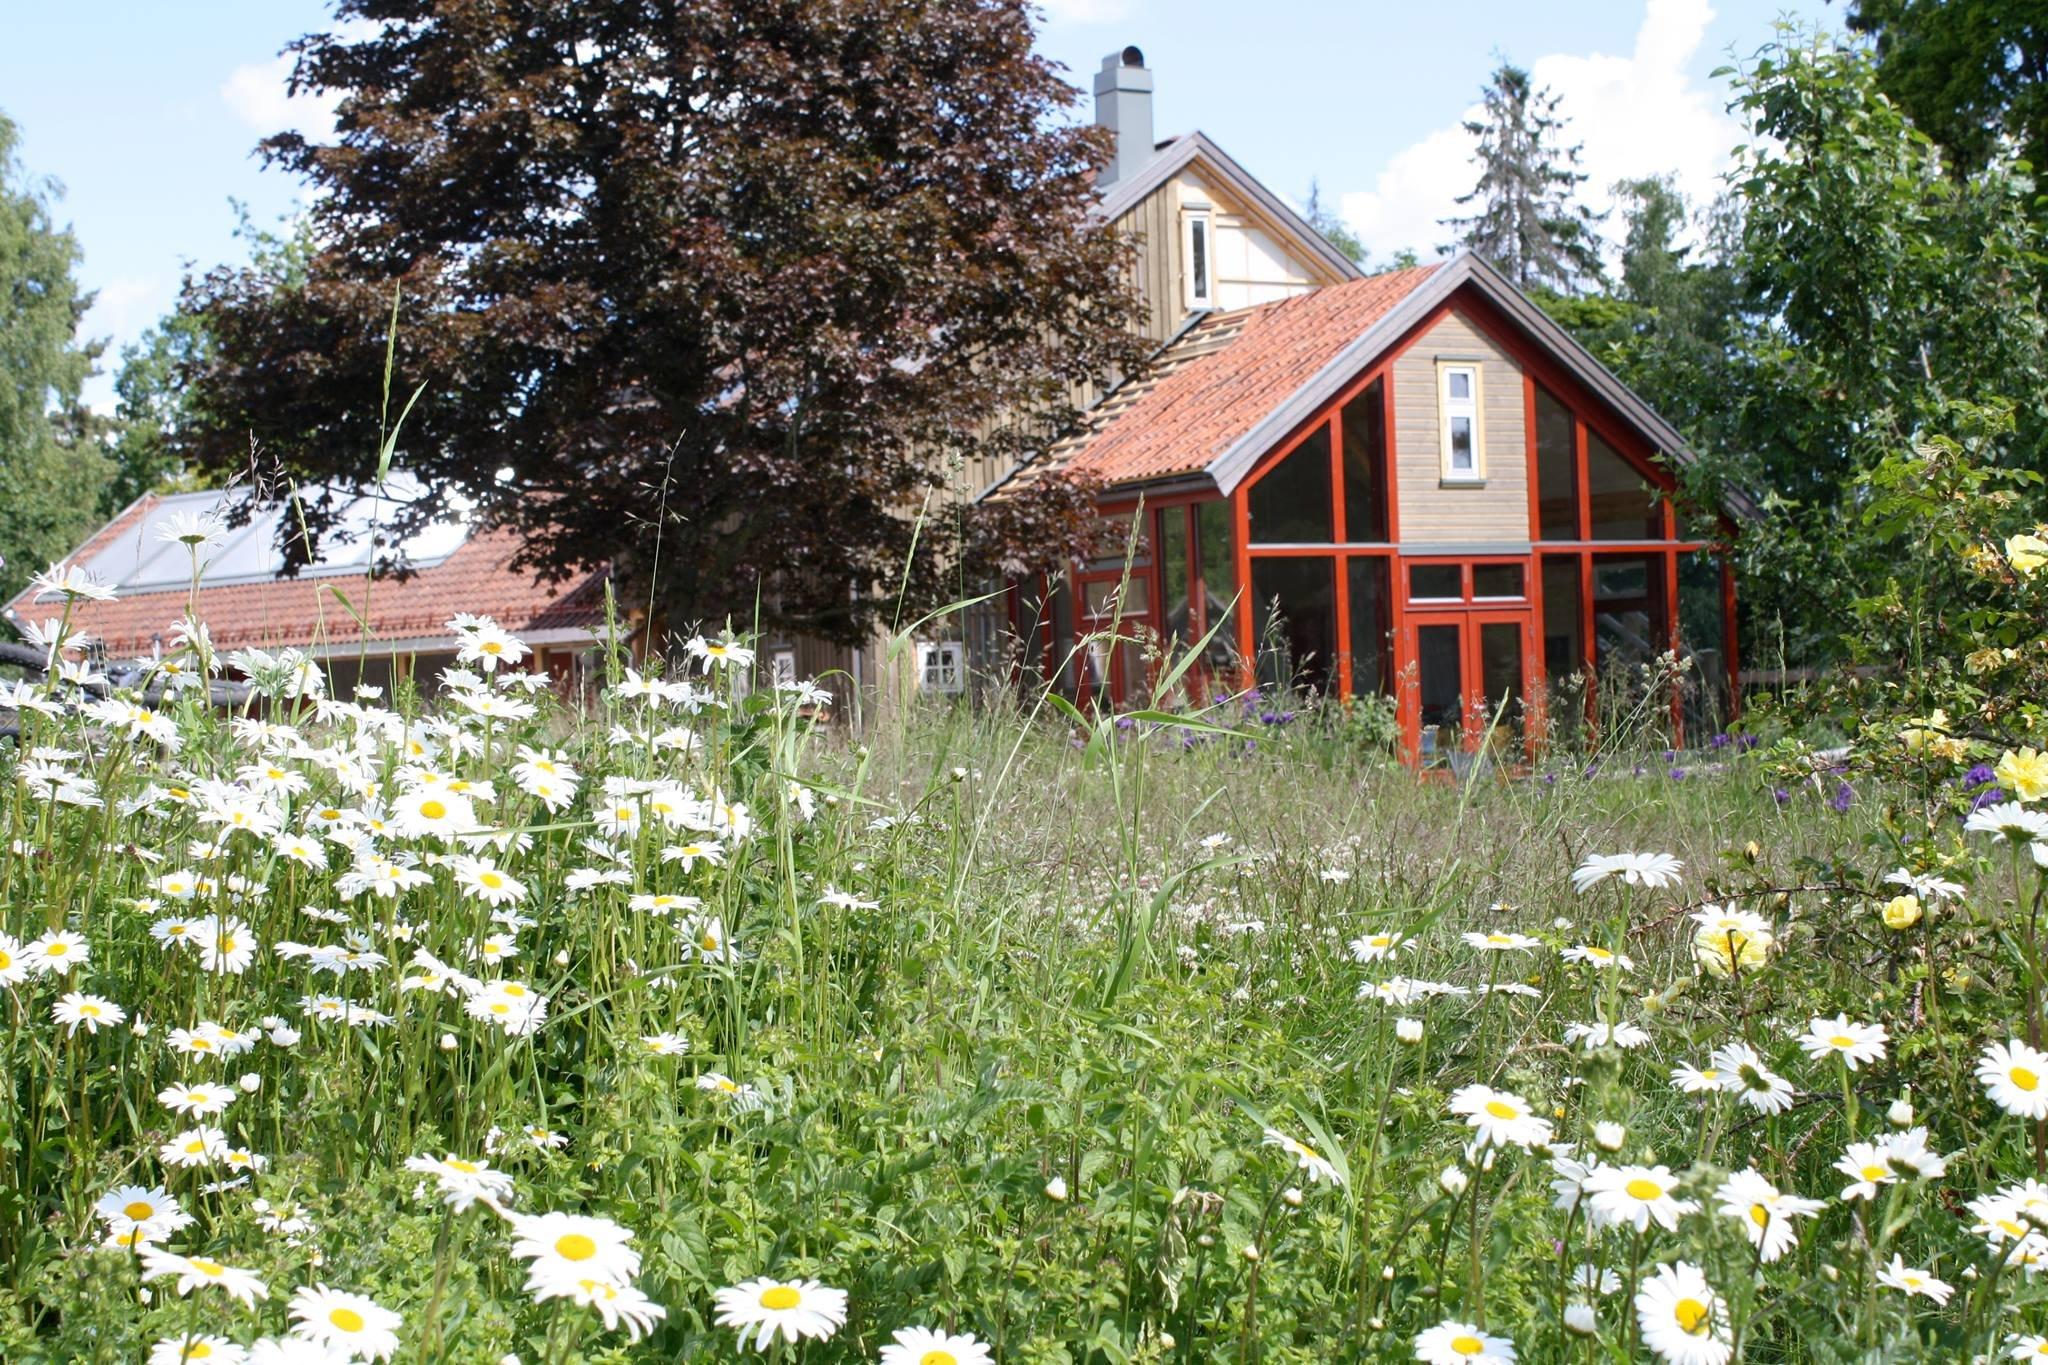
[3,549,2046,1364]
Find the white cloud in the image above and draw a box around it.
[220,53,339,141]
[1341,0,1740,264]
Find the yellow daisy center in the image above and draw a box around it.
[481,873,503,888]
[46,942,68,956]
[0,951,11,969]
[555,1233,598,1261]
[1748,1203,1770,1228]
[191,1258,224,1276]
[1830,1035,1855,1049]
[760,1285,801,1310]
[1862,1164,1888,1182]
[922,1352,959,1365]
[1450,1336,1485,1357]
[80,1003,101,1017]
[2016,1066,2040,1092]
[186,1345,213,1360]
[1625,1178,1663,1201]
[329,1307,364,1333]
[123,1201,155,1220]
[482,641,503,655]
[1484,1100,1519,1120]
[419,800,447,820]
[448,1159,480,1173]
[1674,1297,1709,1333]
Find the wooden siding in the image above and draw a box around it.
[1391,309,1528,546]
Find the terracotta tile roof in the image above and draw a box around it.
[1007,264,1441,494]
[3,495,607,659]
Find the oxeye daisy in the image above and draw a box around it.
[1875,1255,1953,1306]
[1708,1042,1795,1114]
[1560,943,1632,970]
[453,857,527,906]
[138,1248,269,1306]
[1583,1164,1697,1232]
[148,1335,246,1365]
[403,1153,515,1212]
[1713,1169,1823,1263]
[1347,930,1411,962]
[712,1277,847,1349]
[0,932,27,985]
[1413,1319,1517,1363]
[527,1268,668,1341]
[287,1283,403,1361]
[1261,1127,1343,1185]
[696,1072,765,1111]
[159,1125,229,1168]
[1634,1261,1729,1365]
[24,929,88,974]
[158,1081,236,1117]
[1798,1014,1888,1070]
[96,1185,192,1238]
[52,991,126,1034]
[1447,1084,1553,1150]
[1835,1141,1897,1202]
[507,1211,641,1285]
[681,913,737,961]
[1462,930,1540,952]
[640,1032,690,1057]
[1980,1039,2048,1119]
[877,1326,994,1365]
[1571,851,1683,893]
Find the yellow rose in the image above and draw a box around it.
[1694,924,1773,978]
[2008,533,2048,577]
[1880,894,1922,931]
[1997,747,2048,803]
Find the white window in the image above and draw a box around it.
[1183,207,1214,310]
[768,647,797,687]
[1437,362,1484,482]
[916,641,964,694]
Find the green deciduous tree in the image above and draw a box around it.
[1441,62,1604,293]
[180,0,1144,645]
[1847,0,2048,181]
[0,111,107,606]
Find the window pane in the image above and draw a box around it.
[1247,427,1333,543]
[1678,550,1731,739]
[1541,555,1585,746]
[1477,621,1525,744]
[1340,379,1388,542]
[1594,554,1667,687]
[1083,576,1147,617]
[1251,556,1337,693]
[1472,563,1524,598]
[1191,220,1210,300]
[1586,431,1660,540]
[1535,386,1577,541]
[1159,508,1191,645]
[1347,557,1392,697]
[1195,500,1237,667]
[1416,623,1462,765]
[1087,513,1151,569]
[1448,416,1475,472]
[1409,563,1462,600]
[1448,370,1472,400]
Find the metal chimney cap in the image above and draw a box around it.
[1121,45,1146,68]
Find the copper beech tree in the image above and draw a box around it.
[180,0,1144,643]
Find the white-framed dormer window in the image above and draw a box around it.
[916,640,964,694]
[1437,362,1484,483]
[1183,206,1214,311]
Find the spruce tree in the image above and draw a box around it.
[1440,63,1604,293]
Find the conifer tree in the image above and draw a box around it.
[1440,63,1604,293]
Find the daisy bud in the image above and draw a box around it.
[1822,1264,1839,1282]
[1395,1017,1424,1045]
[552,949,570,967]
[439,1033,458,1051]
[1241,1243,1260,1262]
[1044,1176,1069,1203]
[1368,1317,1385,1331]
[1887,1096,1914,1128]
[1564,1303,1598,1337]
[1381,1266,1395,1281]
[1282,1187,1303,1207]
[131,1021,150,1037]
[950,766,968,782]
[238,1072,262,1093]
[268,1025,301,1047]
[1743,840,1761,863]
[1593,1121,1625,1152]
[1439,1165,1469,1196]
[1159,1332,1176,1349]
[1197,1233,1214,1247]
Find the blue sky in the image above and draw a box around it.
[1,0,1831,411]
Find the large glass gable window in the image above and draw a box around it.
[1246,427,1332,543]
